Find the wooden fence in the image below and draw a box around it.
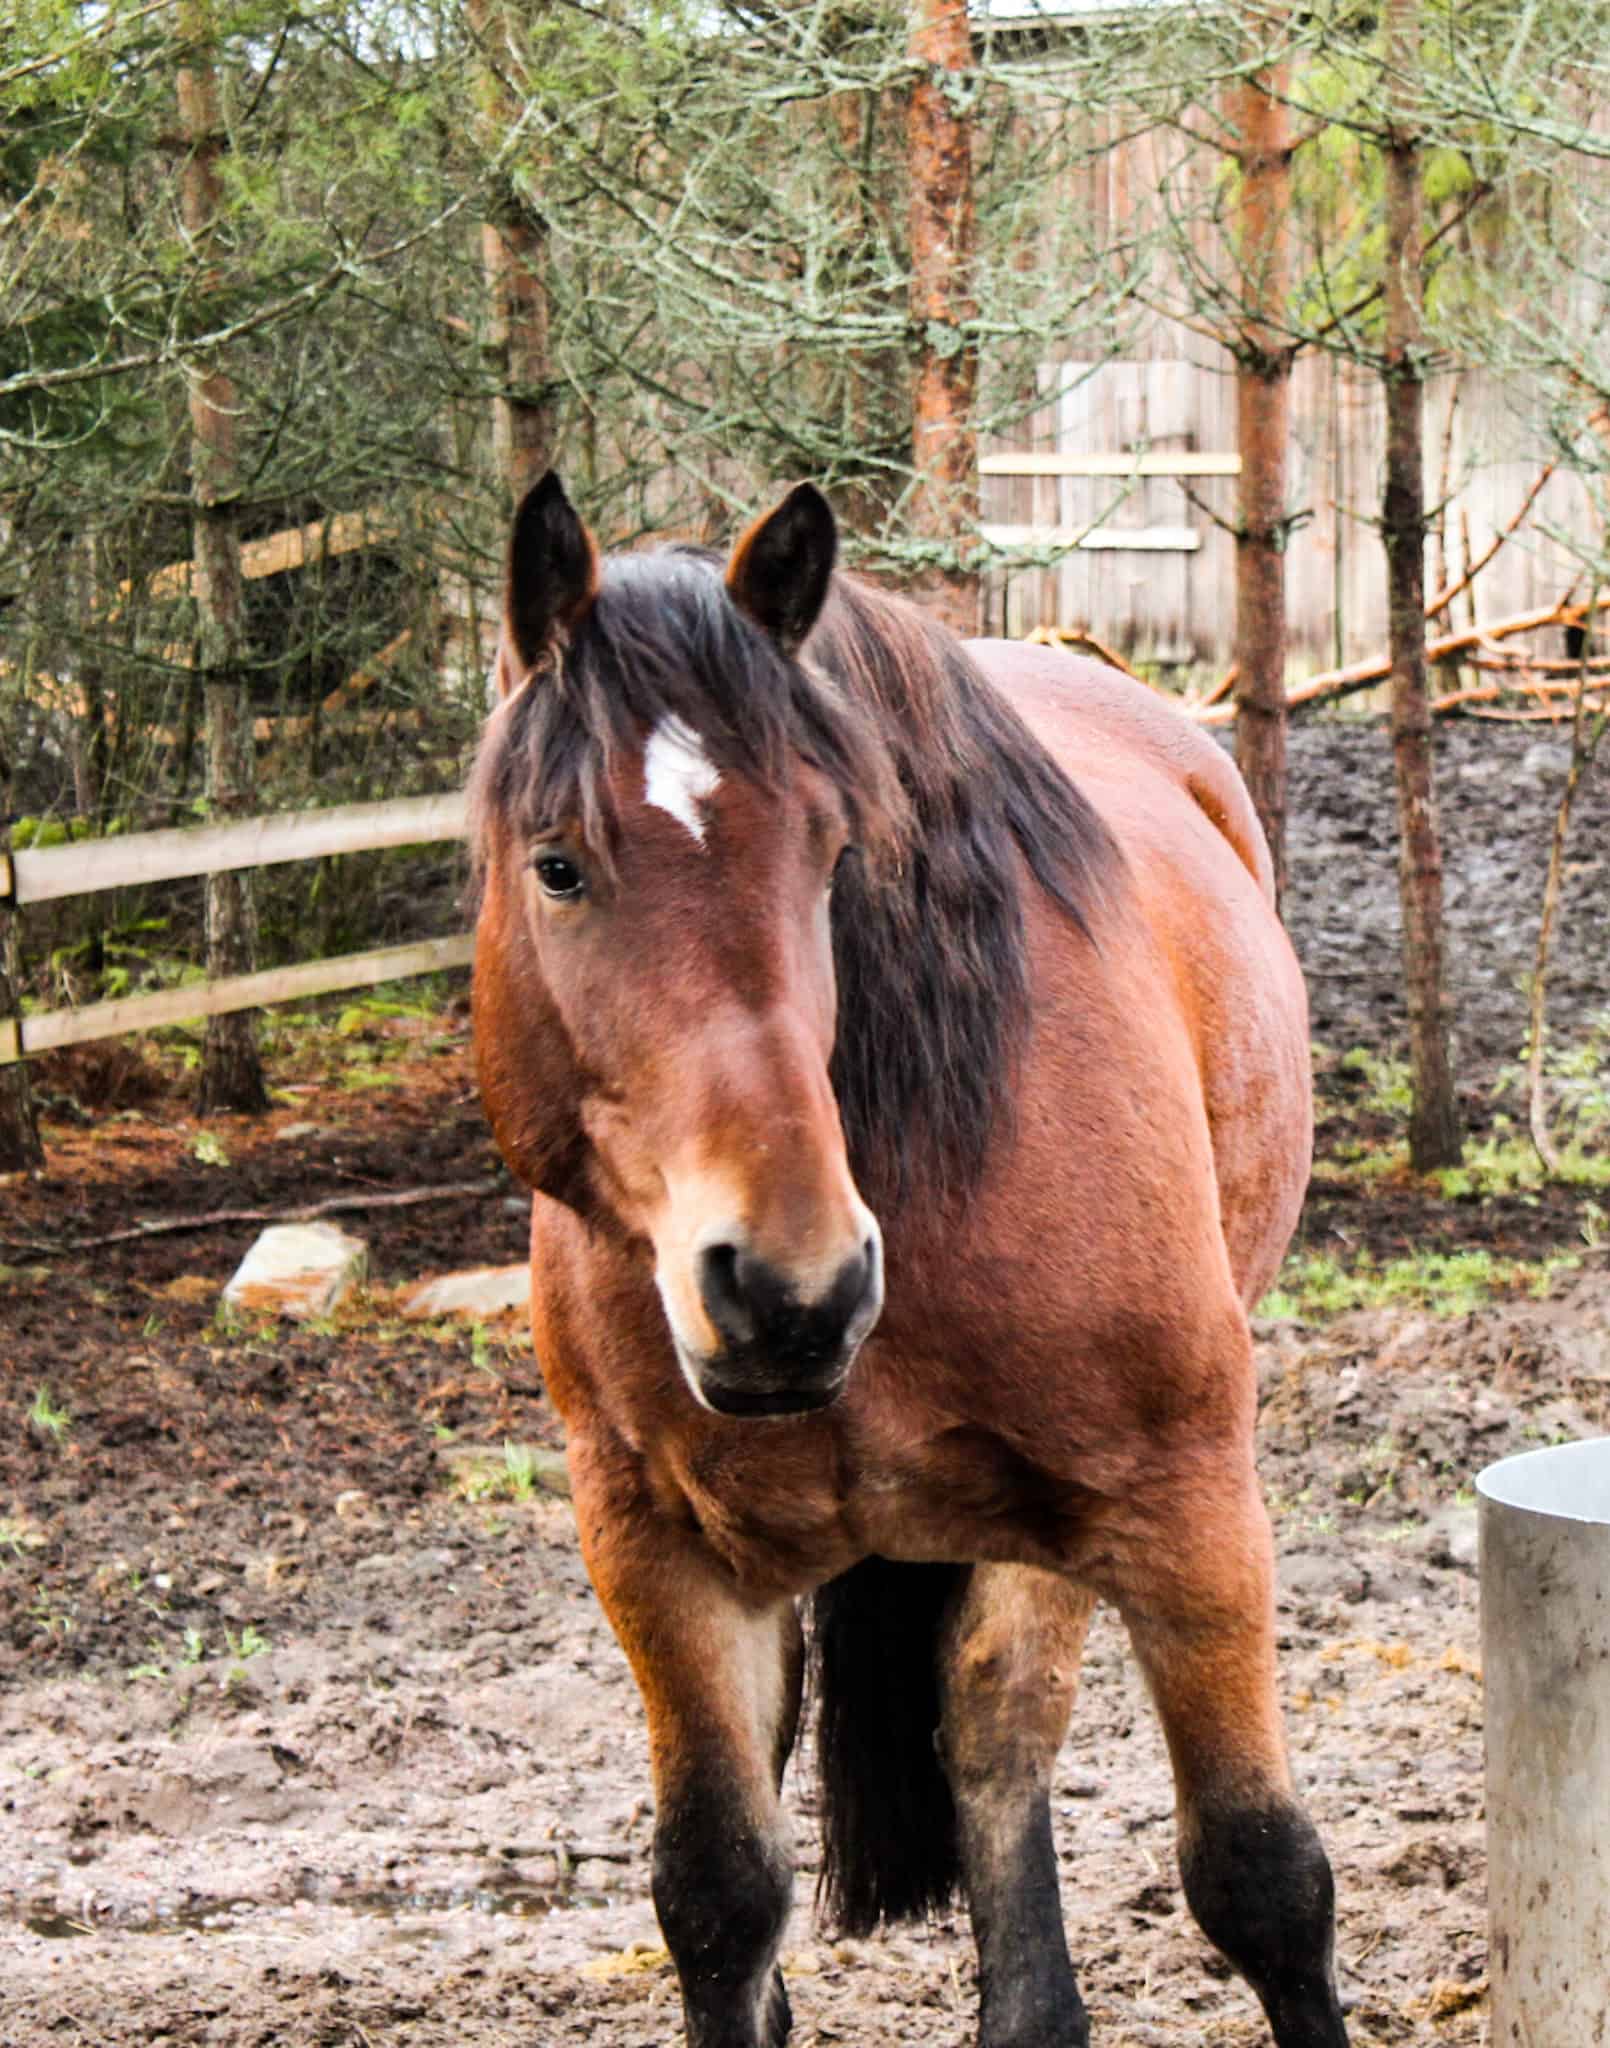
[982,353,1594,674]
[0,793,470,1067]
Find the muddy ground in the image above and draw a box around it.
[0,718,1607,2047]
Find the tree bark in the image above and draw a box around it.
[1382,0,1459,1170]
[179,1,268,1116]
[471,1,556,504]
[1231,35,1294,910]
[481,208,554,503]
[906,0,979,638]
[1526,602,1608,1174]
[0,741,44,1172]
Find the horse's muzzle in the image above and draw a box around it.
[689,1234,883,1417]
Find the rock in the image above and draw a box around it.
[1421,1502,1479,1571]
[396,1264,529,1322]
[222,1223,368,1322]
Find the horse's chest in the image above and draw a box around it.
[672,1412,1099,1590]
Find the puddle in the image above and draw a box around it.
[21,1878,611,1941]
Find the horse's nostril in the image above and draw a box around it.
[698,1242,754,1343]
[837,1241,881,1335]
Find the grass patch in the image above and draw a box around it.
[1259,1247,1580,1322]
[26,1386,72,1445]
[1335,1047,1413,1118]
[442,1439,569,1504]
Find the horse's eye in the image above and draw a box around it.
[534,854,585,901]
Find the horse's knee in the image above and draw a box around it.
[940,1574,1088,1787]
[1180,1799,1348,2046]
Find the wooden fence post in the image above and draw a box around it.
[0,755,43,1170]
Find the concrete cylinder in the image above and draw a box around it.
[1479,1437,1610,2048]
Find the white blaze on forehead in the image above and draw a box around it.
[643,715,722,846]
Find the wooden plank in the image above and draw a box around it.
[980,452,1242,478]
[982,525,1202,553]
[138,506,396,604]
[12,792,468,908]
[2,934,475,1064]
[0,851,11,903]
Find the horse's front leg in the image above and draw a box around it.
[571,1439,802,2048]
[938,1563,1095,2048]
[1113,1452,1349,2048]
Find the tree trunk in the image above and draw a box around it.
[906,0,979,638]
[1382,0,1460,1170]
[1231,38,1294,910]
[481,208,554,503]
[0,743,44,1172]
[1526,610,1608,1174]
[179,2,268,1116]
[471,1,556,504]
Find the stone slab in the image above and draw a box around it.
[223,1222,368,1322]
[396,1264,529,1322]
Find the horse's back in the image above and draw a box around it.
[969,641,1275,898]
[967,640,1310,1312]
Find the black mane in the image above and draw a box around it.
[470,549,1115,1209]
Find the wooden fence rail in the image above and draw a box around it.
[1,793,471,1067]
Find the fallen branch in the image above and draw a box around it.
[1465,656,1610,677]
[1464,699,1610,724]
[1431,673,1610,716]
[0,1177,503,1256]
[1195,589,1610,725]
[1198,662,1238,711]
[1025,623,1141,681]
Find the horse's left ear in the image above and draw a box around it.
[501,471,599,689]
[725,483,837,658]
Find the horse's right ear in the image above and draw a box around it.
[725,483,837,658]
[501,472,599,689]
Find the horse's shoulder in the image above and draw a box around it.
[966,640,1275,903]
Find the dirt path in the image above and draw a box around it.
[0,718,1606,2045]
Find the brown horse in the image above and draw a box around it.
[471,473,1348,2048]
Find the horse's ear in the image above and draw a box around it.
[725,483,837,658]
[501,472,599,688]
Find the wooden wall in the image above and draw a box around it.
[983,349,1596,677]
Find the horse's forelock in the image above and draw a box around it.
[469,548,902,873]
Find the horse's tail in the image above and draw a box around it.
[809,1557,964,1934]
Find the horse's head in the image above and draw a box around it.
[471,475,892,1418]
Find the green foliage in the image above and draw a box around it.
[26,1385,72,1444]
[1259,1245,1579,1323]
[447,1438,562,1506]
[1338,1047,1414,1117]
